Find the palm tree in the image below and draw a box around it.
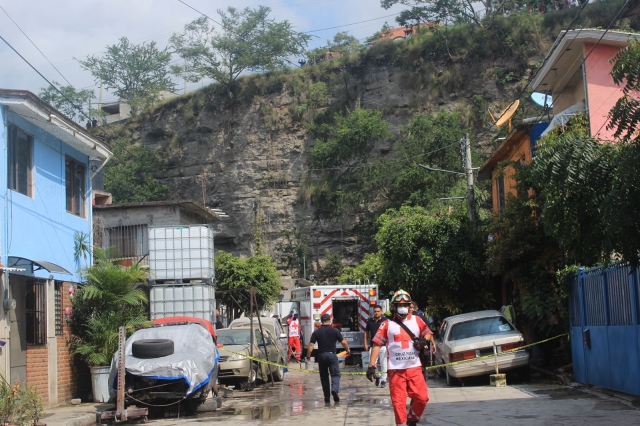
[73,313,149,366]
[81,247,148,313]
[72,247,150,366]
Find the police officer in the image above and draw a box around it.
[306,313,350,404]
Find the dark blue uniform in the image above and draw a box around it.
[310,325,344,403]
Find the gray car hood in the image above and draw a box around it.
[110,323,219,396]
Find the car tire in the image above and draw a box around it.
[244,364,258,392]
[272,360,284,382]
[517,366,531,382]
[132,339,174,358]
[445,369,459,386]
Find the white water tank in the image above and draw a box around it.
[148,225,214,281]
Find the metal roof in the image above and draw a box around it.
[0,88,111,160]
[530,29,640,93]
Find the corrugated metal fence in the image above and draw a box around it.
[569,264,640,396]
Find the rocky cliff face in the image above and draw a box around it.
[126,59,517,270]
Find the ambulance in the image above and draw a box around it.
[290,283,379,356]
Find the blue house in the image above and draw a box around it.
[0,89,111,406]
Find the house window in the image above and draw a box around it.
[26,278,46,345]
[66,157,86,217]
[106,224,148,259]
[497,176,506,210]
[8,125,33,196]
[55,281,63,336]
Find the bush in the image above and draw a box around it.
[0,379,43,426]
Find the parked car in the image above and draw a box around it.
[111,316,221,413]
[228,317,289,355]
[434,310,530,386]
[217,327,286,390]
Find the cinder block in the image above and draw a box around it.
[490,373,507,387]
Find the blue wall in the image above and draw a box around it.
[1,106,93,282]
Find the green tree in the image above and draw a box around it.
[308,31,363,62]
[104,138,168,203]
[39,81,94,123]
[608,39,640,143]
[303,108,390,219]
[339,252,382,284]
[72,248,149,366]
[321,251,344,284]
[215,251,282,318]
[366,22,392,44]
[386,111,467,208]
[376,205,492,319]
[77,37,174,115]
[527,113,640,268]
[170,7,311,94]
[381,0,528,27]
[526,115,616,265]
[275,226,310,277]
[485,194,565,338]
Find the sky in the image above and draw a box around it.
[0,0,406,106]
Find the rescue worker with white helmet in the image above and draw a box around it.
[367,290,436,426]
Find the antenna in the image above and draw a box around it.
[488,99,520,133]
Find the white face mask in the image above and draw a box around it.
[397,306,409,315]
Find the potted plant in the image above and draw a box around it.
[72,248,149,403]
[0,378,43,426]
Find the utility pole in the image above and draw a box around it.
[98,82,103,112]
[461,133,477,230]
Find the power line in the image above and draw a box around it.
[304,13,401,34]
[176,0,223,26]
[0,4,74,87]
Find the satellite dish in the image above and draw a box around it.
[488,100,520,133]
[531,92,552,108]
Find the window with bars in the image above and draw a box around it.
[105,224,148,259]
[55,281,63,336]
[65,156,86,217]
[8,125,33,197]
[26,279,46,345]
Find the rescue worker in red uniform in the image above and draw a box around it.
[287,311,302,362]
[367,290,436,426]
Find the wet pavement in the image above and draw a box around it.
[138,363,640,426]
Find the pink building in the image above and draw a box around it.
[531,29,639,141]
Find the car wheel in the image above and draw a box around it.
[517,366,531,382]
[272,361,284,382]
[446,369,459,386]
[132,339,174,358]
[244,364,258,391]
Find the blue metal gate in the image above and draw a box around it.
[569,264,640,396]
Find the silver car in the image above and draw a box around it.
[228,317,289,356]
[217,327,286,391]
[434,310,530,386]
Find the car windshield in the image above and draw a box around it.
[232,320,275,336]
[216,329,252,345]
[448,316,514,341]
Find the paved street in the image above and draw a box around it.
[141,363,640,426]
